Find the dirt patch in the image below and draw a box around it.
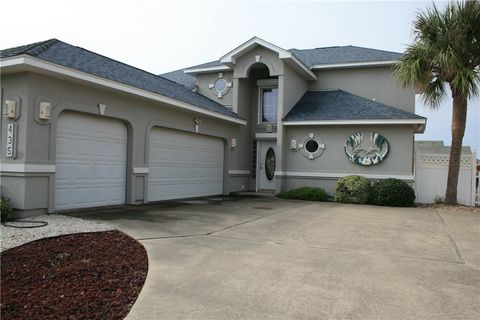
[1,230,148,320]
[417,203,480,213]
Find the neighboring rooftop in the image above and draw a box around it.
[0,39,239,119]
[283,89,425,122]
[415,141,472,155]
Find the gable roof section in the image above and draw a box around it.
[283,90,426,129]
[1,39,242,122]
[178,39,401,80]
[188,37,317,80]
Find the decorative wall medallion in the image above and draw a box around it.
[208,73,232,98]
[298,133,325,160]
[344,132,389,166]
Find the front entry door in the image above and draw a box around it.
[258,141,277,191]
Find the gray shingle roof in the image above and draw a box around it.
[1,39,239,119]
[161,69,197,90]
[289,46,401,67]
[283,89,425,122]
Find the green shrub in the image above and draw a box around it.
[1,196,13,223]
[371,179,415,207]
[277,187,329,201]
[335,175,371,204]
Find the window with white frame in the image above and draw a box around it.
[260,88,278,123]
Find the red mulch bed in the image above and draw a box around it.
[1,230,148,320]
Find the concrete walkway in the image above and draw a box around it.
[69,195,480,320]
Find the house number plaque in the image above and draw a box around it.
[6,123,16,158]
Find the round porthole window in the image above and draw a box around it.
[265,148,276,181]
[214,78,227,93]
[209,74,232,98]
[298,134,325,160]
[305,139,320,154]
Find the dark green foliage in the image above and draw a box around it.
[371,179,416,207]
[334,175,371,204]
[277,187,329,202]
[1,196,13,223]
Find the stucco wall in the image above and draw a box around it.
[310,67,415,112]
[0,72,250,213]
[282,63,308,117]
[283,125,414,193]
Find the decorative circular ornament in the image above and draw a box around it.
[344,132,389,166]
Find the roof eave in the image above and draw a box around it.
[310,60,397,70]
[183,65,231,75]
[1,55,247,126]
[283,118,427,133]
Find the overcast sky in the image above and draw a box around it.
[1,0,478,155]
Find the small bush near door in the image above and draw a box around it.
[277,187,329,201]
[371,178,415,207]
[334,175,371,204]
[1,197,13,223]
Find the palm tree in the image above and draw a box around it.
[394,0,480,204]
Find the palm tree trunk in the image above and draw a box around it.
[445,89,468,204]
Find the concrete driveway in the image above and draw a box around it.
[68,195,480,320]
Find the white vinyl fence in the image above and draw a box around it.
[476,172,479,206]
[415,151,477,206]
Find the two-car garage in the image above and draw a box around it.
[54,112,225,211]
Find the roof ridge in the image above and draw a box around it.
[61,41,177,82]
[289,45,401,55]
[51,40,198,90]
[0,38,59,58]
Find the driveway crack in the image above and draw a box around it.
[435,209,465,264]
[206,202,313,236]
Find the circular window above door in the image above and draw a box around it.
[265,148,276,181]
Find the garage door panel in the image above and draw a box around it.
[148,127,224,202]
[55,112,127,210]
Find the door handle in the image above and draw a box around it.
[259,163,263,169]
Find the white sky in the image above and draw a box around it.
[1,0,478,155]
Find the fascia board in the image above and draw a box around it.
[283,119,427,126]
[310,60,397,70]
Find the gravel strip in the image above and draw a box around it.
[0,215,114,252]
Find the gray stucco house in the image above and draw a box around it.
[0,37,426,215]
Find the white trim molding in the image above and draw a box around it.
[1,56,247,126]
[183,65,230,74]
[133,167,149,174]
[310,60,397,70]
[275,171,414,181]
[228,169,251,175]
[255,133,277,140]
[0,163,56,173]
[283,119,426,126]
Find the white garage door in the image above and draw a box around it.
[148,127,224,201]
[55,112,127,210]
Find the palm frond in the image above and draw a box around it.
[395,0,480,107]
